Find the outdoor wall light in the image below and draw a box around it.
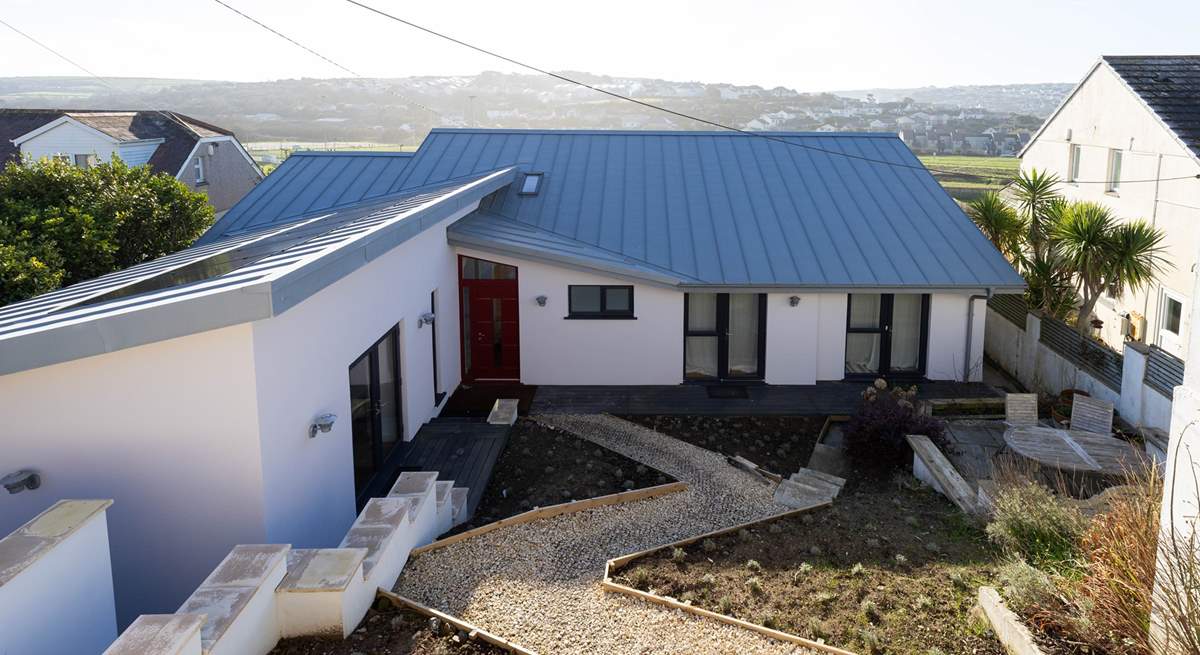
[308,413,337,439]
[1,469,40,494]
[417,312,435,328]
[789,296,801,307]
[535,295,548,307]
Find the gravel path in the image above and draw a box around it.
[395,414,820,654]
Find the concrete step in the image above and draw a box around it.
[450,487,469,526]
[176,544,289,655]
[773,478,835,509]
[806,442,849,479]
[338,498,410,578]
[434,481,454,536]
[487,398,519,425]
[786,472,837,496]
[797,467,846,489]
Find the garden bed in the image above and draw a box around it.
[619,415,823,476]
[611,476,1005,654]
[452,418,674,533]
[270,603,504,655]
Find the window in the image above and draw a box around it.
[194,156,206,184]
[567,285,634,318]
[73,153,96,169]
[51,154,70,164]
[518,172,543,195]
[430,290,444,405]
[1163,295,1183,336]
[1107,149,1122,193]
[1068,144,1081,183]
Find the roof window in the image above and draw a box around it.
[519,172,543,196]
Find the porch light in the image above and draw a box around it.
[789,296,801,307]
[417,312,435,328]
[1,469,40,494]
[536,295,548,307]
[308,413,337,439]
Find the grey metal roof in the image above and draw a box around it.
[0,168,515,375]
[418,129,1024,290]
[1104,56,1200,161]
[198,150,417,244]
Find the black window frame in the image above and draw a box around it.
[682,293,767,382]
[843,293,930,379]
[565,285,636,319]
[518,172,544,196]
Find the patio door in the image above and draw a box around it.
[684,293,766,381]
[349,326,403,509]
[844,293,929,378]
[459,256,520,382]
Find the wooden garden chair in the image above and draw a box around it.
[1004,393,1038,428]
[1070,395,1114,435]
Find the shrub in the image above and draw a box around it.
[986,480,1086,569]
[745,576,764,595]
[745,559,762,572]
[718,595,734,613]
[1075,467,1163,655]
[851,562,866,577]
[671,547,687,563]
[997,559,1060,615]
[844,379,945,469]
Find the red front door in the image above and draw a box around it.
[459,255,520,381]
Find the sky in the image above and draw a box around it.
[1,0,1198,91]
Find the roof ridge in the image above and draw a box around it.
[427,127,901,138]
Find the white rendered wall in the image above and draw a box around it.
[0,507,117,655]
[250,204,472,547]
[1021,63,1200,359]
[455,247,685,385]
[20,121,118,163]
[927,294,985,382]
[764,293,847,384]
[0,325,266,626]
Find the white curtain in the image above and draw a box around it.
[890,295,922,371]
[727,294,760,375]
[685,337,718,378]
[845,334,880,374]
[687,293,717,331]
[848,293,881,328]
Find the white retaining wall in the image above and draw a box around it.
[984,307,1172,432]
[0,500,118,655]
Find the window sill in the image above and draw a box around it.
[564,315,637,320]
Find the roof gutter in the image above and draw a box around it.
[963,289,994,382]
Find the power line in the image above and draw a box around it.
[0,17,120,92]
[343,0,1198,187]
[209,0,442,118]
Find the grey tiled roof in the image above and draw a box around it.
[1105,55,1200,159]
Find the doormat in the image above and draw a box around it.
[706,386,749,399]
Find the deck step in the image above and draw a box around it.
[774,467,843,509]
[487,399,519,425]
[450,487,469,526]
[806,442,850,479]
[796,467,846,489]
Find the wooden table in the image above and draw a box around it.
[1003,426,1147,496]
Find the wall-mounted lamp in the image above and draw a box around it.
[2,469,40,494]
[789,296,801,307]
[417,312,435,328]
[535,295,548,307]
[308,413,337,439]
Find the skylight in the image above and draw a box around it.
[519,173,543,195]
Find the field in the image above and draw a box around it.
[918,155,1020,201]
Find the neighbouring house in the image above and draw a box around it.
[0,108,263,216]
[0,129,1022,625]
[1020,56,1200,360]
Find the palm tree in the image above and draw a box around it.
[1022,253,1078,320]
[1010,168,1061,260]
[967,191,1026,263]
[1050,201,1170,335]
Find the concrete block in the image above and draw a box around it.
[487,398,519,425]
[103,614,204,655]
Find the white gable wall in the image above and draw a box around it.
[250,203,473,546]
[0,323,266,627]
[1022,63,1200,359]
[20,120,118,163]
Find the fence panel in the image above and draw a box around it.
[1038,316,1124,392]
[987,294,1027,328]
[1145,346,1185,397]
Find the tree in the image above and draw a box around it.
[0,157,214,305]
[967,191,1026,263]
[1050,201,1169,335]
[1010,168,1061,261]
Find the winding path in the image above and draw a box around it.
[395,414,825,654]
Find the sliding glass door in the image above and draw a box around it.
[844,293,929,378]
[684,293,766,381]
[349,326,403,509]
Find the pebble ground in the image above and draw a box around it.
[396,414,825,654]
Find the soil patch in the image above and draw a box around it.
[619,415,823,476]
[613,476,1005,655]
[270,604,503,654]
[453,418,674,533]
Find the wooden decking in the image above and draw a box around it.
[397,418,509,520]
[530,381,1000,416]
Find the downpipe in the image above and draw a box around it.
[964,289,994,382]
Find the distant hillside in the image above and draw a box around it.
[834,83,1073,116]
[0,73,1050,152]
